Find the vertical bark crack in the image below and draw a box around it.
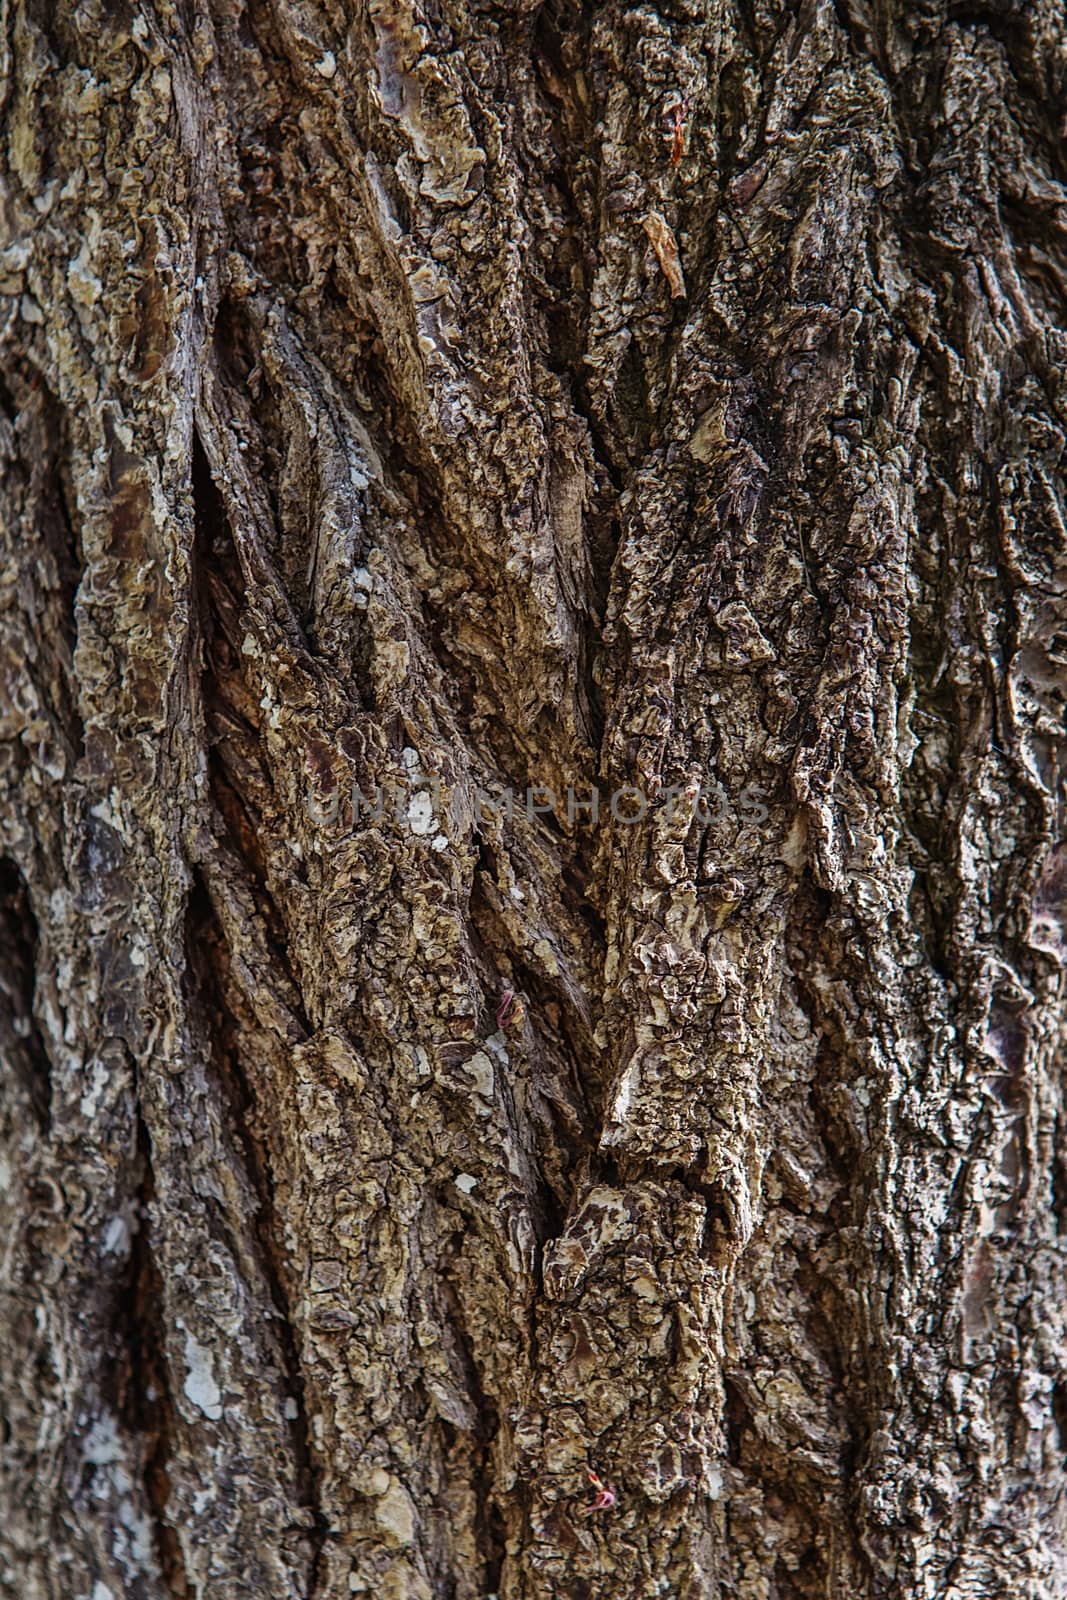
[0,858,51,1133]
[120,1101,190,1599]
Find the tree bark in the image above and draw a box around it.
[2,1,1067,1596]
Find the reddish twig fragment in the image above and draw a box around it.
[670,96,689,168]
[582,1469,617,1515]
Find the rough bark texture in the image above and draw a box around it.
[2,1,1067,1596]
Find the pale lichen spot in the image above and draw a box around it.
[609,1059,639,1125]
[182,1332,223,1420]
[465,1050,494,1107]
[375,1478,416,1547]
[102,1214,130,1256]
[353,566,374,609]
[80,1059,111,1119]
[84,1413,124,1467]
[407,791,434,835]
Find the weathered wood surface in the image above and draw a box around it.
[2,1,1067,1595]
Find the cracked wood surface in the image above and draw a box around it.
[2,0,1067,1596]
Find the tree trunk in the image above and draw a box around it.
[2,1,1067,1596]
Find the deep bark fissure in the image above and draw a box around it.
[121,1106,191,1600]
[0,857,51,1133]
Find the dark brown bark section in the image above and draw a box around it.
[2,0,1067,1597]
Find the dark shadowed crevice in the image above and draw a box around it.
[192,424,247,613]
[723,1375,749,1468]
[0,371,87,769]
[191,422,315,1037]
[32,378,88,749]
[121,1101,190,1598]
[1052,1117,1067,1239]
[1053,1381,1067,1460]
[0,858,51,1133]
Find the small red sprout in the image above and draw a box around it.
[496,990,516,1029]
[495,990,526,1032]
[669,96,690,168]
[582,1468,617,1515]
